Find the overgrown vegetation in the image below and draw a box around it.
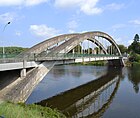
[128,34,140,63]
[72,61,107,66]
[0,47,28,58]
[116,34,140,65]
[0,102,65,118]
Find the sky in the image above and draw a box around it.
[0,0,140,48]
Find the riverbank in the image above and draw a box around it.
[125,60,140,67]
[71,61,107,66]
[0,101,66,118]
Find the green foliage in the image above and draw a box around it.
[0,47,28,58]
[0,47,28,54]
[134,34,139,42]
[118,45,127,54]
[72,61,107,66]
[0,102,66,118]
[128,34,140,54]
[129,53,140,62]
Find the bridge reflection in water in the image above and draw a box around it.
[37,67,121,118]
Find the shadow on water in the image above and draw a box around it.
[37,67,122,117]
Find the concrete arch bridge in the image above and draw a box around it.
[0,31,124,103]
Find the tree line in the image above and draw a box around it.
[0,47,28,55]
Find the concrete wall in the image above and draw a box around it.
[0,61,55,103]
[0,61,38,71]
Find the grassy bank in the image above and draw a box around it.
[132,62,140,66]
[72,61,107,66]
[0,101,65,118]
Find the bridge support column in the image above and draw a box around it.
[20,60,27,78]
[20,69,26,78]
[108,57,125,67]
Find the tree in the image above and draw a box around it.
[134,34,139,42]
[0,46,28,57]
[128,34,140,54]
[118,45,127,54]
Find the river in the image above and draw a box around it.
[26,65,140,118]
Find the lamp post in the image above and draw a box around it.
[2,22,11,58]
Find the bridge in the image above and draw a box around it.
[0,31,124,102]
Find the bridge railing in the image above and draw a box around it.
[0,53,35,63]
[0,53,120,63]
[35,53,120,61]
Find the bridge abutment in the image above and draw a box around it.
[108,57,125,67]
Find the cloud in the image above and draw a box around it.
[80,0,102,15]
[0,0,48,7]
[129,19,140,25]
[106,3,124,10]
[111,24,126,31]
[68,30,75,33]
[54,0,102,15]
[113,36,130,46]
[24,0,48,6]
[67,20,78,32]
[0,12,17,24]
[68,20,78,29]
[30,24,59,38]
[15,31,22,36]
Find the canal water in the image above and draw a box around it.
[26,65,140,118]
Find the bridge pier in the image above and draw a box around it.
[108,57,125,67]
[20,60,27,78]
[20,69,26,77]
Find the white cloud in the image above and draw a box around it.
[129,19,140,25]
[0,0,22,6]
[106,3,124,10]
[30,24,59,38]
[54,0,102,15]
[80,0,102,15]
[54,0,81,8]
[68,29,75,33]
[24,0,48,6]
[15,31,22,36]
[111,24,126,31]
[68,20,78,29]
[67,20,78,33]
[0,12,17,24]
[0,0,48,7]
[113,36,130,46]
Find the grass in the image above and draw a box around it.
[72,61,107,66]
[132,61,140,66]
[0,102,66,118]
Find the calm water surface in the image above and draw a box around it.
[26,65,140,118]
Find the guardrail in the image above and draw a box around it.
[0,53,120,64]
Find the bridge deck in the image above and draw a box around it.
[0,55,121,71]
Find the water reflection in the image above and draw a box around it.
[127,66,140,93]
[37,67,122,117]
[26,65,109,104]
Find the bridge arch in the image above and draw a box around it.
[46,31,121,56]
[26,33,79,54]
[25,31,121,56]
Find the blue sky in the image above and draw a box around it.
[0,0,140,47]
